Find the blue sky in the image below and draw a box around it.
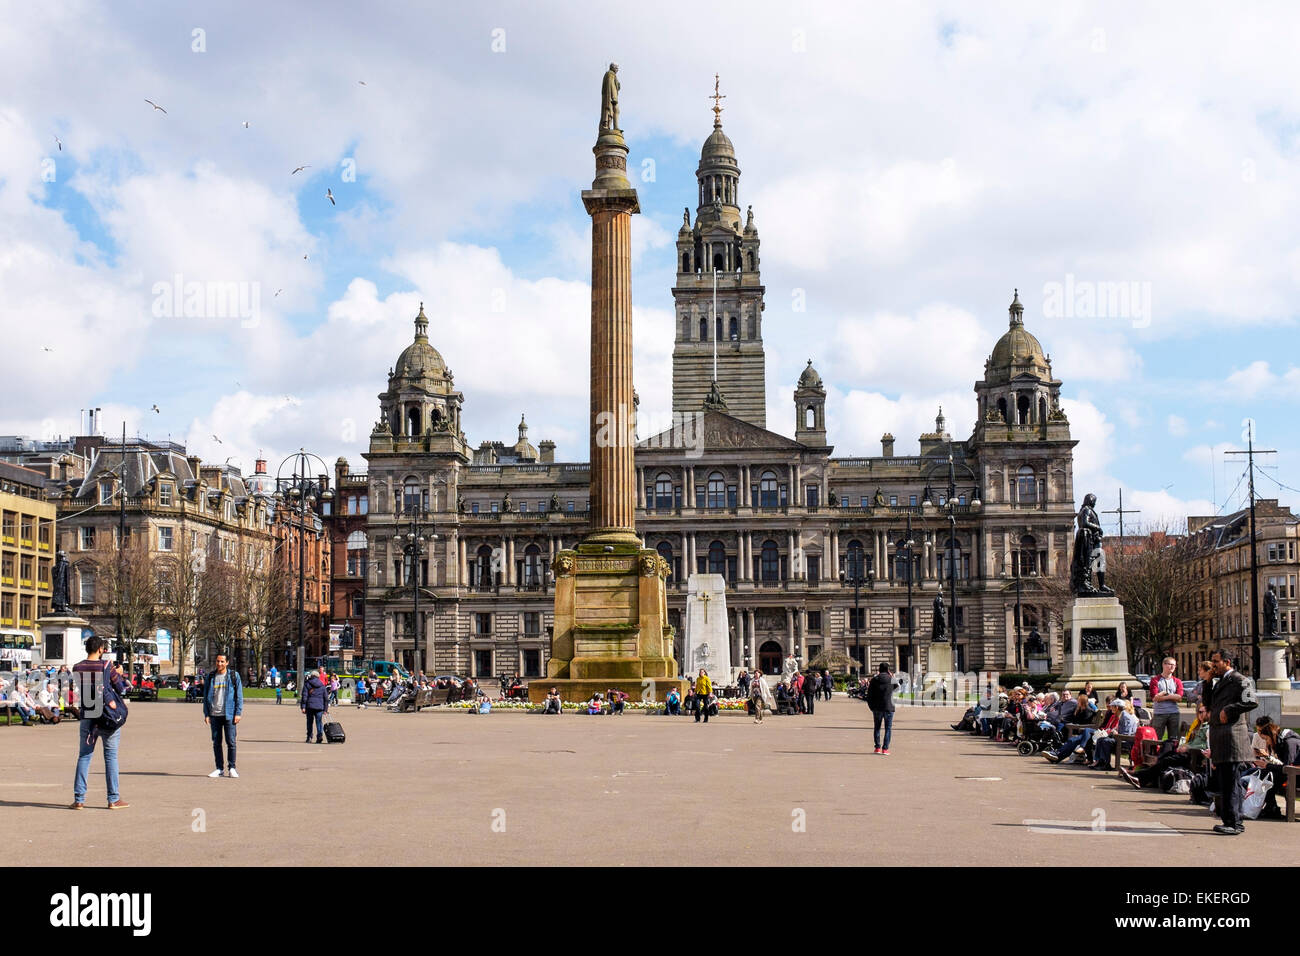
[1,1,1298,530]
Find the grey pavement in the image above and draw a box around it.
[3,697,1293,865]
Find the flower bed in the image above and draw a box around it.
[435,697,752,712]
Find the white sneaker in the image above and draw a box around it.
[227,768,239,778]
[208,769,223,778]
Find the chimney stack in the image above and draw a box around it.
[881,433,895,457]
[539,440,556,464]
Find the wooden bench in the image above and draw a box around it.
[0,700,27,725]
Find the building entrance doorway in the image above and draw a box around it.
[759,640,783,675]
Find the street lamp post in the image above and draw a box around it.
[900,513,917,694]
[840,549,870,677]
[394,508,436,678]
[1014,558,1023,672]
[275,450,332,697]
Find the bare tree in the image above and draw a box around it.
[197,546,246,669]
[240,544,291,684]
[101,539,159,668]
[157,545,204,677]
[1107,525,1200,672]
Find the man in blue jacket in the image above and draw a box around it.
[300,665,330,743]
[203,653,244,778]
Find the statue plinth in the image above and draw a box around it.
[34,613,92,668]
[1055,596,1137,696]
[1257,639,1291,691]
[591,128,633,191]
[530,543,686,704]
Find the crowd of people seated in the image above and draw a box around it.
[950,661,1300,824]
[0,666,80,724]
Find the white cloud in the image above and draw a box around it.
[1167,414,1188,436]
[1223,361,1300,399]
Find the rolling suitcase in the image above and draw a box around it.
[324,720,346,743]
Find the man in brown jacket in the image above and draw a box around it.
[1207,649,1258,835]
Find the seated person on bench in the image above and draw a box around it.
[1087,699,1138,769]
[1121,702,1210,789]
[1248,716,1300,819]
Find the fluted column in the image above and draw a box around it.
[582,139,639,543]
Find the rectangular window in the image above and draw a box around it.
[473,649,493,678]
[159,483,173,506]
[351,594,364,617]
[523,649,541,678]
[524,612,541,635]
[909,495,917,506]
[475,612,493,636]
[806,486,819,508]
[807,610,822,632]
[567,501,575,512]
[471,502,479,514]
[358,495,369,515]
[779,485,788,507]
[841,497,849,508]
[79,572,95,604]
[898,607,911,628]
[889,495,898,506]
[99,481,114,504]
[80,526,95,550]
[860,496,869,508]
[158,527,174,551]
[518,501,527,513]
[848,607,866,630]
[806,555,820,582]
[696,487,706,509]
[727,485,737,508]
[537,499,547,513]
[490,502,499,514]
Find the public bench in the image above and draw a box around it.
[1286,766,1299,823]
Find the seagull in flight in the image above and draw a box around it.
[326,188,335,205]
[54,134,62,151]
[358,80,367,86]
[41,346,54,352]
[291,165,310,175]
[303,253,309,260]
[242,121,250,129]
[151,405,160,414]
[274,289,283,297]
[144,99,167,114]
[211,435,223,444]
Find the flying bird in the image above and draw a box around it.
[303,253,309,260]
[242,121,250,129]
[144,99,167,113]
[291,165,310,175]
[274,289,283,297]
[151,405,160,413]
[211,435,222,444]
[358,80,367,85]
[41,346,54,352]
[54,134,62,151]
[326,188,335,205]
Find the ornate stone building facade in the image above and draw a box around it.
[356,118,1079,680]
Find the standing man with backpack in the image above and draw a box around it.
[70,635,131,810]
[866,661,897,756]
[203,653,244,778]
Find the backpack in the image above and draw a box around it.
[1130,725,1157,768]
[1160,768,1194,794]
[95,663,128,734]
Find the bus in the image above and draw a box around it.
[106,638,161,677]
[0,628,37,671]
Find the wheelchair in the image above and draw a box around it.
[1016,719,1063,755]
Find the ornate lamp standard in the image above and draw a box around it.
[1014,553,1024,672]
[936,452,980,681]
[896,513,918,694]
[393,508,436,678]
[840,547,872,677]
[274,450,333,696]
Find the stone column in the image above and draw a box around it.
[786,607,795,656]
[747,608,758,669]
[582,132,639,544]
[458,536,467,587]
[798,607,808,661]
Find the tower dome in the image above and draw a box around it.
[988,289,1049,382]
[798,359,822,388]
[393,303,448,384]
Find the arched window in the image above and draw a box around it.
[761,540,780,582]
[346,530,368,577]
[941,537,968,580]
[845,539,867,581]
[747,251,754,270]
[708,540,727,575]
[997,397,1008,424]
[402,479,425,515]
[729,315,737,339]
[715,314,723,341]
[1017,394,1030,425]
[698,317,707,340]
[759,471,778,508]
[682,252,690,272]
[894,538,919,582]
[713,252,724,271]
[523,544,543,588]
[656,541,675,582]
[707,472,726,509]
[1016,465,1036,504]
[1016,534,1038,576]
[805,406,816,429]
[1038,396,1047,422]
[406,406,422,437]
[474,545,493,590]
[654,473,674,510]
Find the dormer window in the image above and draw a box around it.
[159,483,173,506]
[99,480,114,504]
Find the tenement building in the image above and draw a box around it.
[356,112,1078,680]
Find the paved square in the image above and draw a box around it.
[4,698,1292,865]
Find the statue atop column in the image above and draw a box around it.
[1264,583,1279,638]
[600,63,620,131]
[931,592,947,642]
[1070,493,1114,595]
[51,550,71,614]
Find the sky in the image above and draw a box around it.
[2,0,1298,532]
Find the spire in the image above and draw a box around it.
[518,414,528,441]
[710,73,726,129]
[1008,288,1024,328]
[415,301,429,341]
[936,406,946,433]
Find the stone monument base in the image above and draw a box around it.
[927,642,955,675]
[1055,596,1137,697]
[33,614,92,668]
[1257,639,1292,692]
[529,541,688,705]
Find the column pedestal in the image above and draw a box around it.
[1257,639,1291,691]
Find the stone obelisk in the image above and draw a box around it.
[531,64,685,704]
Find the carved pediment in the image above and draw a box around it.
[638,410,805,453]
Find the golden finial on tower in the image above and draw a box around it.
[710,73,726,128]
